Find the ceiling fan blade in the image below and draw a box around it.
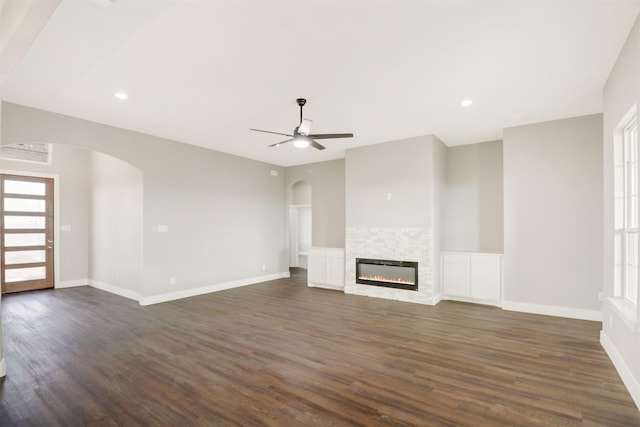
[308,133,354,139]
[268,139,293,147]
[298,119,312,136]
[310,140,325,150]
[250,129,293,137]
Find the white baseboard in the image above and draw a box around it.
[601,330,640,410]
[0,357,6,377]
[442,295,502,308]
[502,300,602,321]
[139,271,291,306]
[308,282,344,291]
[431,292,443,306]
[56,279,88,289]
[89,280,141,302]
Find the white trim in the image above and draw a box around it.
[89,280,141,302]
[0,357,6,377]
[138,271,291,306]
[442,295,502,308]
[601,330,640,411]
[431,292,443,305]
[308,282,344,291]
[56,279,88,289]
[503,300,602,321]
[608,297,639,333]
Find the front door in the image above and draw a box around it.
[1,174,54,293]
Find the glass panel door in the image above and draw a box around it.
[1,174,54,293]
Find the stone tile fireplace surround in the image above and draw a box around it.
[345,227,435,304]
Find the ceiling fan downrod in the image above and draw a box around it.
[296,98,306,124]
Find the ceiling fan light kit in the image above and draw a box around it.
[293,136,310,148]
[250,98,353,150]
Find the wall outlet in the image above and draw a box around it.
[598,291,604,301]
[169,276,176,285]
[386,193,392,201]
[262,264,266,271]
[115,272,119,281]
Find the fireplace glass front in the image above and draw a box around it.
[355,258,418,291]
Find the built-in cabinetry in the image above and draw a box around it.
[308,247,345,290]
[441,252,502,306]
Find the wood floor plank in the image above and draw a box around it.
[1,269,639,426]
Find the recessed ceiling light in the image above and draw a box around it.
[461,99,473,107]
[115,92,128,100]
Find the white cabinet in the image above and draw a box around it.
[442,252,502,306]
[442,254,470,297]
[307,247,345,290]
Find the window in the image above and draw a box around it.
[621,116,638,306]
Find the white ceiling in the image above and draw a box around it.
[2,0,639,167]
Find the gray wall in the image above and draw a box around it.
[503,114,603,312]
[285,159,345,248]
[442,140,504,252]
[346,136,433,229]
[602,13,640,406]
[0,143,90,285]
[89,151,143,294]
[2,102,287,299]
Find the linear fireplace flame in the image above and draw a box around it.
[357,275,415,285]
[356,258,418,291]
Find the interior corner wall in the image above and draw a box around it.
[602,12,640,409]
[432,136,448,297]
[1,102,288,301]
[503,114,603,317]
[0,144,90,285]
[89,151,143,295]
[442,140,504,252]
[285,159,345,248]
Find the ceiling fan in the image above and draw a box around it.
[250,98,354,150]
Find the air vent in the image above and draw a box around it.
[0,143,51,164]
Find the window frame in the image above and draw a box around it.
[622,116,639,307]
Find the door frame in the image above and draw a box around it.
[1,169,61,288]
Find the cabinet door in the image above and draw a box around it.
[307,253,326,285]
[470,255,501,301]
[325,254,345,287]
[442,255,470,297]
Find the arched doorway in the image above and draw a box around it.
[289,181,312,268]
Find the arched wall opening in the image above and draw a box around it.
[288,181,312,268]
[0,142,144,297]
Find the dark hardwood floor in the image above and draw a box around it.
[1,268,639,426]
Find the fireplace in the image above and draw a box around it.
[356,258,418,291]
